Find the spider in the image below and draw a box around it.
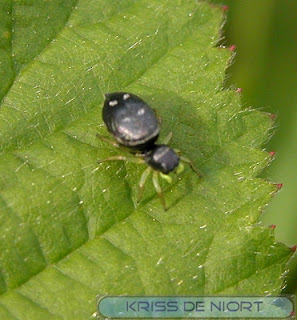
[97,92,202,210]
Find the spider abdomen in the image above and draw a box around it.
[103,92,160,151]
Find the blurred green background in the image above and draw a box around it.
[205,0,297,294]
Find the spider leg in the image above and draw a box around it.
[163,132,173,145]
[153,108,162,125]
[173,148,202,177]
[152,171,167,211]
[96,133,141,155]
[96,133,120,148]
[97,156,145,164]
[180,155,203,178]
[159,172,172,184]
[137,167,152,203]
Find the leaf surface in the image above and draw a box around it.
[0,1,293,319]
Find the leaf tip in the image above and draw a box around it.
[276,183,283,190]
[229,44,236,51]
[209,3,229,12]
[269,151,276,157]
[269,224,277,230]
[268,113,277,120]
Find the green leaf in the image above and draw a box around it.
[0,1,293,319]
